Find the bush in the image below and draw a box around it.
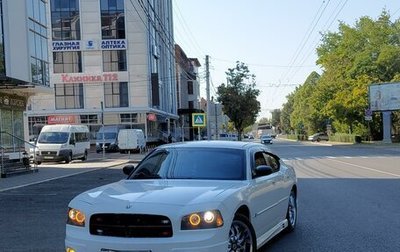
[329,133,360,143]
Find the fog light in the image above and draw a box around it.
[66,247,76,252]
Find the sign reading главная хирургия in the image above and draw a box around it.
[52,41,81,51]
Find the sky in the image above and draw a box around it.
[172,0,400,120]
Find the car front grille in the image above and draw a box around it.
[90,214,173,238]
[41,151,57,155]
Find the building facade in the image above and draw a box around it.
[27,0,177,143]
[175,44,202,141]
[0,0,51,151]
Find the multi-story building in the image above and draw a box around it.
[0,0,51,171]
[175,44,202,141]
[27,0,177,144]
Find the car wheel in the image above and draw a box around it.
[81,151,87,161]
[228,214,256,252]
[65,153,72,164]
[317,138,321,142]
[286,190,297,232]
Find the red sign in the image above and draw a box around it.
[48,115,76,124]
[147,113,157,121]
[61,73,118,83]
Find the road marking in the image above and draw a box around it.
[329,159,400,178]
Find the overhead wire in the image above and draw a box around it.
[269,0,336,114]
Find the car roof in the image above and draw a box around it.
[157,140,263,150]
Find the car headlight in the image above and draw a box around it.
[181,210,223,230]
[67,207,86,227]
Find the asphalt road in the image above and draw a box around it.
[0,139,399,251]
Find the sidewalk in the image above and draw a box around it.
[0,152,145,192]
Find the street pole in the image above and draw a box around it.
[101,101,105,160]
[215,103,218,140]
[205,55,211,140]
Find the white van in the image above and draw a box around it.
[35,124,90,164]
[117,129,146,153]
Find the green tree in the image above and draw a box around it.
[281,92,295,134]
[314,11,400,137]
[217,61,261,140]
[290,71,322,134]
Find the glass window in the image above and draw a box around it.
[28,0,50,85]
[102,50,126,72]
[188,81,193,94]
[129,151,170,179]
[104,82,128,108]
[171,148,246,180]
[53,52,82,73]
[51,0,80,40]
[100,0,125,39]
[120,113,138,123]
[55,83,84,109]
[80,114,98,124]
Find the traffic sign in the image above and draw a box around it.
[365,109,372,117]
[192,113,206,127]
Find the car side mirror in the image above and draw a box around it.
[70,139,75,145]
[255,165,274,177]
[123,164,136,175]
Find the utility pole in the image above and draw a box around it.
[206,55,211,140]
[100,101,105,160]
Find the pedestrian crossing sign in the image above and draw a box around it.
[192,113,206,127]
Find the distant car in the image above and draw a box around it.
[308,132,329,142]
[260,134,273,144]
[65,141,298,252]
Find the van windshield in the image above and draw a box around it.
[96,132,117,140]
[38,132,69,144]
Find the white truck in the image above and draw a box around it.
[117,129,146,153]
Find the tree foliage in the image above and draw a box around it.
[281,11,400,139]
[217,61,261,140]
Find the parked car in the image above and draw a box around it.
[308,132,329,142]
[65,141,298,252]
[260,134,273,144]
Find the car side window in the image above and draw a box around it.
[253,151,266,177]
[262,153,279,173]
[130,151,169,179]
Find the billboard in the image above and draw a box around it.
[369,82,400,111]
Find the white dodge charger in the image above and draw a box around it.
[65,141,297,252]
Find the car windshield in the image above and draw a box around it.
[129,148,246,180]
[96,132,117,140]
[38,132,69,144]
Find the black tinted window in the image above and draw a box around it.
[172,148,245,180]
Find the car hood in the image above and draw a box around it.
[74,179,244,207]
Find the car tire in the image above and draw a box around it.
[285,190,297,232]
[81,151,87,161]
[228,214,257,252]
[317,138,321,142]
[65,153,72,164]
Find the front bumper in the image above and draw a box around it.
[36,149,69,162]
[65,225,228,252]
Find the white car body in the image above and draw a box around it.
[66,141,297,252]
